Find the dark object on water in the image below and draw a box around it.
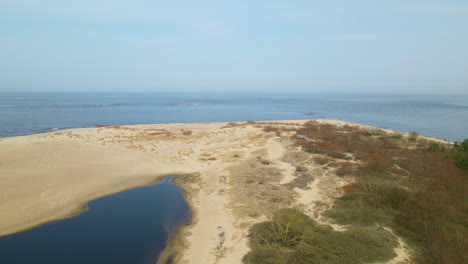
[304,112,314,115]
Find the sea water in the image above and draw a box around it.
[0,92,467,141]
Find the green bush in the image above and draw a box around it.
[243,208,398,264]
[409,131,419,141]
[461,139,468,151]
[247,208,314,249]
[360,182,410,210]
[324,193,393,226]
[242,247,286,264]
[454,152,468,170]
[293,122,468,263]
[427,143,440,151]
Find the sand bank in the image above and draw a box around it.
[0,119,416,263]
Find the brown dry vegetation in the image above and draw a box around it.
[228,157,296,219]
[292,120,468,264]
[335,162,354,176]
[144,128,172,136]
[221,121,301,130]
[312,155,330,165]
[182,129,193,136]
[96,125,138,131]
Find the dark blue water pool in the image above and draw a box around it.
[0,176,190,264]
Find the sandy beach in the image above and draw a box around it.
[0,119,416,264]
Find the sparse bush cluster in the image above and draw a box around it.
[95,125,137,131]
[295,121,400,159]
[181,129,192,136]
[312,155,329,165]
[341,183,357,194]
[221,120,300,135]
[199,156,217,161]
[243,208,398,264]
[144,128,171,136]
[362,154,393,172]
[451,139,468,170]
[335,162,354,176]
[409,131,419,141]
[324,192,394,226]
[229,158,295,219]
[221,122,244,128]
[292,120,468,264]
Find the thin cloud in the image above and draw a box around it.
[188,21,237,38]
[337,34,389,41]
[402,3,468,16]
[129,37,177,45]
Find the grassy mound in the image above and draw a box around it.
[243,208,397,264]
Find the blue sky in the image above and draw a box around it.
[1,0,467,93]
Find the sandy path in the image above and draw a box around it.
[382,228,411,264]
[180,166,227,263]
[294,179,320,205]
[266,138,296,184]
[178,163,250,264]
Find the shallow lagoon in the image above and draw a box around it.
[0,176,190,264]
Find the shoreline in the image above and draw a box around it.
[157,173,201,264]
[0,118,455,144]
[0,175,171,237]
[1,118,447,263]
[0,172,194,264]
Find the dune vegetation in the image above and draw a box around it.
[244,121,467,264]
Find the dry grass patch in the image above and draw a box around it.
[228,157,296,218]
[282,166,314,190]
[312,155,330,165]
[281,151,310,164]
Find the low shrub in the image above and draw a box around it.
[359,182,410,210]
[221,122,241,128]
[182,130,192,136]
[263,126,280,132]
[409,131,419,141]
[327,151,346,159]
[462,139,468,151]
[341,183,357,194]
[313,156,330,165]
[363,154,393,172]
[454,152,468,170]
[427,143,441,151]
[336,163,354,176]
[324,193,393,226]
[243,208,397,264]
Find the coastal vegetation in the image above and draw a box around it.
[3,119,466,263]
[244,121,468,264]
[452,139,468,170]
[243,208,397,264]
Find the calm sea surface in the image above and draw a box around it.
[0,92,467,141]
[0,176,190,264]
